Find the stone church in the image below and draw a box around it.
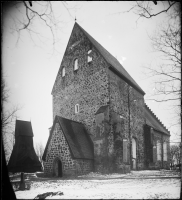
[42,22,170,177]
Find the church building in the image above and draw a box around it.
[42,22,170,177]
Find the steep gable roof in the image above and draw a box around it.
[42,116,94,161]
[76,23,145,95]
[15,120,34,137]
[145,104,170,135]
[52,22,145,95]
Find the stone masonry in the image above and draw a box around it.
[50,23,146,173]
[109,70,145,171]
[44,22,170,175]
[44,123,93,176]
[144,124,170,170]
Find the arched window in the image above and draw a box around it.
[132,137,137,169]
[132,138,137,159]
[74,58,78,71]
[157,140,161,161]
[87,50,92,63]
[123,138,128,163]
[163,142,167,161]
[75,104,79,114]
[62,67,65,77]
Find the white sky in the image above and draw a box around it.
[2,1,180,146]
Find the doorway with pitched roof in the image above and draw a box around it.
[53,157,62,177]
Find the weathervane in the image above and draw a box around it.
[75,16,77,22]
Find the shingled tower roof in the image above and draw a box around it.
[8,120,42,173]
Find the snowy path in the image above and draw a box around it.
[15,174,181,199]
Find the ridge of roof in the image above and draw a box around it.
[75,22,145,95]
[145,104,170,135]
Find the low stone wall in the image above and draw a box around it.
[146,161,170,170]
[117,164,130,173]
[75,159,94,175]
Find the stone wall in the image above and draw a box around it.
[51,23,146,173]
[144,125,170,169]
[75,159,94,175]
[52,25,109,140]
[94,106,111,173]
[43,123,93,176]
[50,23,169,174]
[109,70,145,171]
[51,24,110,172]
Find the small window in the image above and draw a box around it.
[123,139,128,163]
[153,145,157,162]
[74,59,78,71]
[87,50,92,63]
[132,138,136,159]
[75,104,79,114]
[62,67,65,77]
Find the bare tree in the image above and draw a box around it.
[126,2,181,101]
[170,144,181,165]
[125,2,181,136]
[144,22,181,108]
[2,1,79,47]
[2,1,80,162]
[34,141,45,169]
[139,2,181,104]
[127,1,180,20]
[1,78,21,163]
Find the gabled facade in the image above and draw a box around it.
[43,116,94,176]
[43,23,170,176]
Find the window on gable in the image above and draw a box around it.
[87,50,92,63]
[62,67,65,77]
[74,59,78,71]
[75,104,79,114]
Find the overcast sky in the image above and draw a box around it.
[2,1,180,146]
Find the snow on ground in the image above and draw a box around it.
[14,170,181,199]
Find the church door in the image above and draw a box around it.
[54,159,62,177]
[58,160,62,177]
